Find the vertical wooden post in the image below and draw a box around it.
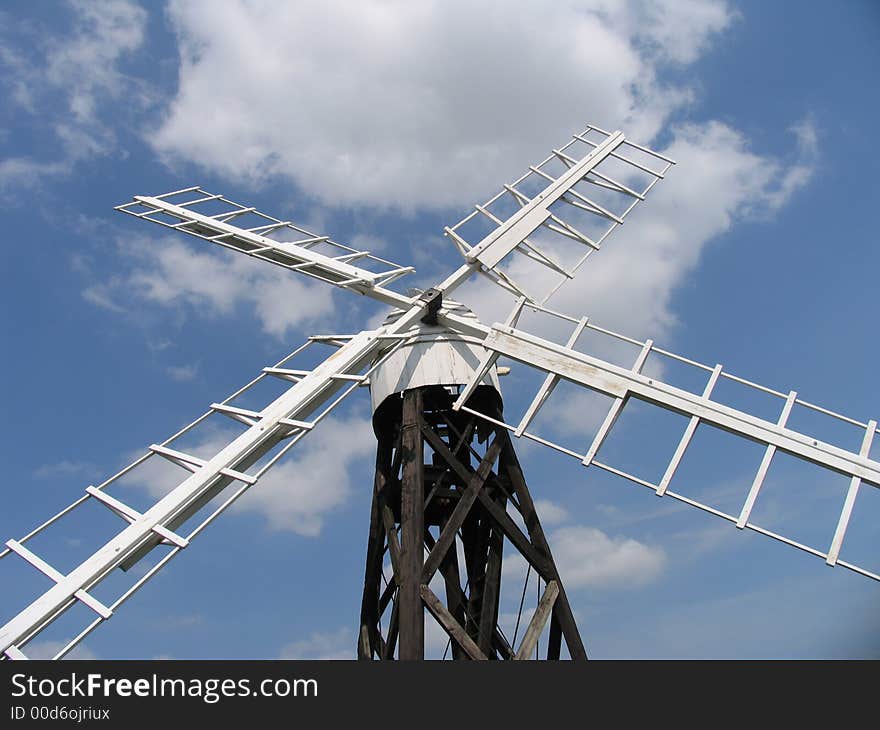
[437,514,467,660]
[398,389,425,660]
[359,435,393,659]
[478,496,505,657]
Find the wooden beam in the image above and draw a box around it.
[420,585,487,661]
[499,432,587,660]
[383,596,399,660]
[427,513,514,659]
[475,489,555,581]
[358,624,372,660]
[398,389,425,660]
[381,504,402,581]
[358,435,393,660]
[421,440,501,582]
[478,493,506,657]
[547,613,562,660]
[434,518,467,660]
[514,580,559,660]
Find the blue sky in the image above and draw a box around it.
[1,0,878,659]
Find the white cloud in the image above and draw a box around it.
[145,2,818,443]
[123,415,375,537]
[82,284,127,313]
[0,0,148,196]
[533,499,570,526]
[25,640,96,660]
[65,2,815,414]
[506,524,666,590]
[465,120,817,337]
[43,1,148,125]
[33,460,99,480]
[166,362,199,382]
[84,236,336,338]
[232,416,375,535]
[280,627,352,659]
[153,0,734,210]
[552,525,666,589]
[0,158,68,197]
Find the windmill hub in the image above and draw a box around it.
[369,299,502,422]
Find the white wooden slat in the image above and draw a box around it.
[4,645,27,660]
[736,390,797,528]
[149,444,257,485]
[210,402,262,426]
[582,340,653,466]
[5,540,113,620]
[827,420,877,565]
[5,540,64,582]
[1,326,399,658]
[86,487,189,548]
[515,317,588,437]
[656,364,723,496]
[514,580,559,660]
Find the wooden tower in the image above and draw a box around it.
[358,303,585,660]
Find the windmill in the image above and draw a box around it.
[1,123,877,660]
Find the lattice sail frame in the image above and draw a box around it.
[452,298,880,582]
[0,331,413,660]
[116,187,415,307]
[445,124,674,304]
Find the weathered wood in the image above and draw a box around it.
[381,503,402,581]
[398,389,425,660]
[462,511,490,641]
[547,612,562,660]
[499,433,587,660]
[478,493,506,657]
[475,489,555,581]
[514,580,559,660]
[421,440,501,582]
[429,526,514,660]
[435,517,467,660]
[358,624,372,660]
[420,585,487,661]
[358,435,393,660]
[383,596,399,660]
[378,579,396,614]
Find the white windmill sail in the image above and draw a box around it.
[450,299,880,582]
[444,124,674,304]
[115,187,415,308]
[0,321,421,661]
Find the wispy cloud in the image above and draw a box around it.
[504,524,666,591]
[82,236,337,339]
[154,0,734,210]
[166,362,199,382]
[24,640,97,660]
[533,499,570,526]
[279,627,352,659]
[0,0,150,199]
[121,415,375,536]
[33,460,99,481]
